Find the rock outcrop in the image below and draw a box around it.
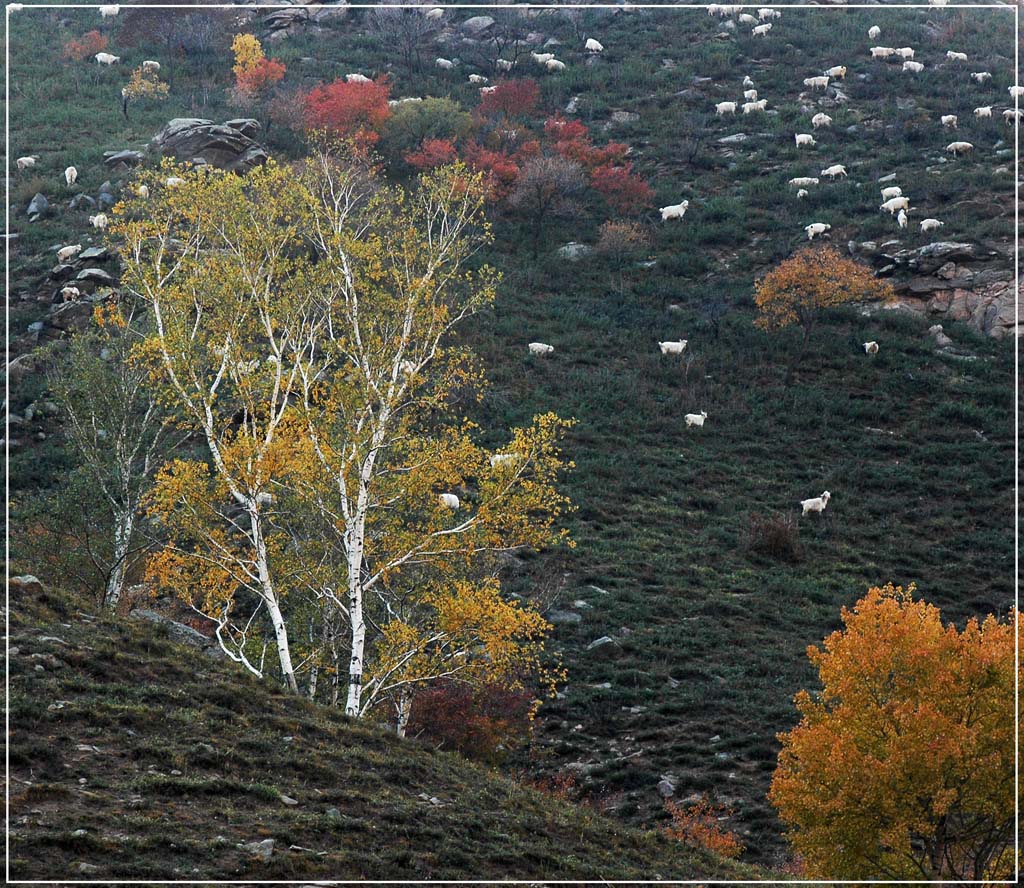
[149,118,269,173]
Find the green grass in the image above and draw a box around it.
[6,2,1016,872]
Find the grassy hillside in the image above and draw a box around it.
[8,580,762,881]
[6,2,1017,870]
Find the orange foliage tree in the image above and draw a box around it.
[664,797,744,860]
[63,29,108,63]
[770,583,1017,880]
[230,33,285,105]
[754,246,894,339]
[304,77,392,150]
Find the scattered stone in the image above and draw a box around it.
[103,149,145,170]
[460,15,494,35]
[76,863,100,875]
[557,242,594,261]
[281,794,299,806]
[75,268,115,284]
[239,838,275,862]
[69,194,97,211]
[610,110,640,125]
[78,247,109,262]
[10,575,44,593]
[72,829,88,837]
[586,635,618,652]
[657,778,675,798]
[26,193,49,221]
[326,807,341,820]
[717,133,748,145]
[547,610,582,624]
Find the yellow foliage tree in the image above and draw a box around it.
[770,583,1017,880]
[754,245,895,339]
[120,66,170,119]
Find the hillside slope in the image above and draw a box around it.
[7,580,761,881]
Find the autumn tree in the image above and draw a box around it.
[378,97,474,168]
[229,33,285,109]
[509,154,587,257]
[664,797,745,860]
[63,29,108,63]
[754,246,895,340]
[477,78,541,121]
[121,65,170,119]
[770,583,1017,881]
[591,162,653,215]
[304,77,392,151]
[596,220,651,294]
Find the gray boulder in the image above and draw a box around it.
[150,118,269,173]
[557,242,594,261]
[131,608,226,659]
[103,149,145,170]
[75,267,115,284]
[461,15,495,35]
[69,194,97,211]
[26,192,49,221]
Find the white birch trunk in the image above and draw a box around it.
[250,505,299,694]
[104,509,134,610]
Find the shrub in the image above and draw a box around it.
[378,97,474,166]
[478,78,541,120]
[664,797,744,859]
[590,162,654,215]
[63,30,108,63]
[405,138,458,171]
[304,77,392,150]
[747,512,803,562]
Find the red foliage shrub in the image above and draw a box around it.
[544,115,630,171]
[304,77,393,149]
[63,30,108,62]
[405,138,459,170]
[462,141,522,200]
[236,56,286,99]
[478,78,541,119]
[590,162,654,214]
[664,797,745,859]
[406,680,535,763]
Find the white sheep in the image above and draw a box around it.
[863,341,879,354]
[797,189,809,199]
[820,164,847,179]
[64,166,78,186]
[660,201,689,221]
[795,133,817,148]
[880,186,903,200]
[789,176,819,187]
[946,51,968,62]
[531,52,554,64]
[811,113,833,130]
[751,23,772,36]
[489,453,518,468]
[57,244,82,263]
[945,141,973,156]
[825,66,847,80]
[970,71,992,84]
[715,101,737,115]
[805,222,831,240]
[424,7,444,19]
[142,60,161,73]
[165,176,186,187]
[743,89,758,101]
[60,286,81,301]
[435,57,455,70]
[346,73,371,84]
[468,74,488,84]
[585,38,604,53]
[800,490,831,516]
[897,209,908,229]
[496,59,514,72]
[974,106,993,118]
[803,75,829,90]
[743,75,755,88]
[528,342,555,356]
[941,114,958,129]
[895,47,915,60]
[1004,109,1023,124]
[870,46,896,60]
[742,99,768,113]
[439,493,461,510]
[920,218,944,233]
[758,7,781,19]
[479,86,497,95]
[137,184,150,198]
[98,4,119,18]
[95,52,120,65]
[684,410,708,428]
[15,155,38,172]
[545,59,566,73]
[903,61,924,74]
[879,196,910,214]
[868,26,881,40]
[1010,85,1024,99]
[89,213,108,230]
[8,4,24,10]
[930,0,948,6]
[658,340,687,355]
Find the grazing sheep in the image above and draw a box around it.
[585,38,604,52]
[660,201,689,221]
[751,23,772,36]
[795,133,817,147]
[545,59,566,73]
[489,453,518,468]
[658,340,688,355]
[142,60,161,72]
[800,491,831,516]
[95,52,120,65]
[528,342,555,356]
[89,213,108,230]
[797,189,809,199]
[439,493,461,510]
[531,52,554,64]
[15,155,38,172]
[946,51,968,62]
[868,25,881,39]
[743,75,755,88]
[805,222,831,240]
[1010,85,1024,99]
[137,184,150,198]
[863,341,879,354]
[425,7,444,19]
[803,75,829,90]
[739,13,758,24]
[920,218,944,233]
[970,71,992,84]
[903,60,925,74]
[870,46,896,60]
[880,196,910,214]
[743,89,758,101]
[1004,109,1023,124]
[57,244,82,263]
[880,186,903,200]
[468,74,488,84]
[346,73,371,84]
[825,65,847,80]
[684,410,708,428]
[496,59,514,72]
[820,164,847,179]
[812,113,832,129]
[945,141,973,156]
[165,176,186,187]
[789,176,820,187]
[435,57,455,70]
[974,106,993,118]
[758,7,781,19]
[64,166,78,186]
[715,101,738,115]
[941,114,958,128]
[60,286,81,301]
[897,209,908,229]
[98,4,119,18]
[742,99,768,113]
[895,47,915,60]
